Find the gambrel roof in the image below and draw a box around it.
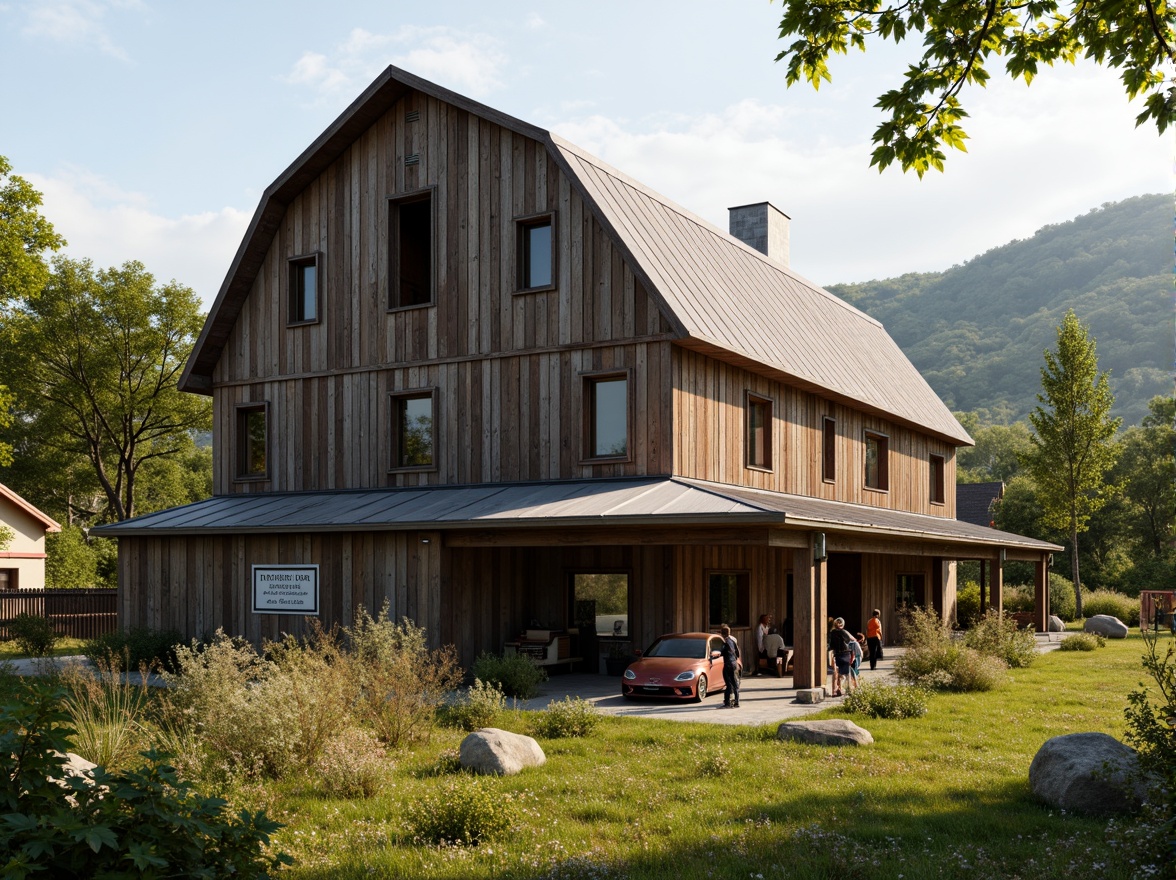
[181,65,972,446]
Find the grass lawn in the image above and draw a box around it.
[2,631,1162,878]
[0,637,87,660]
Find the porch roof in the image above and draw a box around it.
[93,478,1061,554]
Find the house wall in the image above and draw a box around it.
[0,499,50,590]
[672,348,957,517]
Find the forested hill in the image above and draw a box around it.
[827,193,1170,428]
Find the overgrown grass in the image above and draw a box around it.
[0,636,87,659]
[0,634,1162,878]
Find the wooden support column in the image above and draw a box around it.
[1033,554,1049,632]
[792,533,828,690]
[979,560,988,615]
[991,551,1004,616]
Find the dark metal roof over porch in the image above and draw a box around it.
[94,477,1060,557]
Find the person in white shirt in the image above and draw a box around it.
[754,614,772,676]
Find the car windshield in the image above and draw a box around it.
[644,637,707,659]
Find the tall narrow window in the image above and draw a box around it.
[708,571,750,627]
[929,454,946,504]
[585,374,628,459]
[746,393,772,470]
[864,431,889,491]
[517,215,554,291]
[288,254,320,324]
[822,417,836,482]
[391,391,435,469]
[236,404,268,479]
[389,193,433,309]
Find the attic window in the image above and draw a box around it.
[745,393,773,471]
[288,253,320,325]
[515,213,555,292]
[235,403,268,481]
[864,430,889,492]
[822,417,836,483]
[388,192,434,310]
[583,372,629,461]
[930,454,946,505]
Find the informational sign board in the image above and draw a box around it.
[252,564,319,615]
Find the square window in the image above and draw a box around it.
[930,454,946,504]
[391,391,435,469]
[865,431,889,491]
[389,194,433,309]
[897,573,925,609]
[236,404,267,479]
[746,394,772,470]
[288,254,319,324]
[708,571,749,628]
[585,374,628,459]
[571,573,630,637]
[517,215,554,290]
[822,417,836,482]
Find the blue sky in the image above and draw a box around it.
[1,0,1169,307]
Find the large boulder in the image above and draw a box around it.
[1084,615,1128,639]
[1029,732,1150,815]
[776,719,873,746]
[459,728,546,776]
[1048,615,1067,633]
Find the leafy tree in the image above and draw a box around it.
[1117,395,1176,557]
[0,258,211,522]
[44,526,98,589]
[775,1,1175,174]
[954,413,1032,483]
[1023,310,1121,617]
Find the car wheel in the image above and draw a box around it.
[695,674,708,703]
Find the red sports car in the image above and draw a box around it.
[621,632,739,702]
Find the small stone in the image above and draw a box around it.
[459,728,546,776]
[777,719,874,746]
[795,688,825,704]
[1048,615,1066,633]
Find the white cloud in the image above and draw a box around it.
[282,26,508,102]
[28,167,249,309]
[20,0,140,61]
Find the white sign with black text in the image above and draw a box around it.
[252,564,319,615]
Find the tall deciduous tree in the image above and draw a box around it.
[1023,310,1120,617]
[0,258,211,521]
[1118,395,1176,557]
[774,0,1175,174]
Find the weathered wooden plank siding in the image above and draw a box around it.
[672,348,957,517]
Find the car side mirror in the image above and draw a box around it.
[633,649,643,658]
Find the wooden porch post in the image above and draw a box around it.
[1033,554,1049,632]
[991,550,1004,617]
[979,560,987,615]
[792,533,827,690]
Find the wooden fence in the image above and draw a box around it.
[0,589,118,641]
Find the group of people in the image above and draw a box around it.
[827,610,883,697]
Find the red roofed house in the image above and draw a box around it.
[0,483,61,591]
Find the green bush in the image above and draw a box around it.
[314,727,390,799]
[955,580,981,628]
[0,680,290,877]
[1083,589,1139,626]
[7,613,60,657]
[443,678,507,731]
[1049,573,1077,621]
[1058,632,1105,651]
[1001,584,1036,615]
[406,776,517,845]
[528,696,600,739]
[964,610,1037,668]
[470,651,547,700]
[58,655,151,772]
[895,609,1008,691]
[843,681,930,719]
[83,626,184,673]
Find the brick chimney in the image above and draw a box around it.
[728,202,790,268]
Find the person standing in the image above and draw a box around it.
[827,617,854,697]
[866,609,883,671]
[719,624,741,708]
[763,626,787,677]
[754,613,771,676]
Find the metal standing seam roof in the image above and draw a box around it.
[92,477,1060,553]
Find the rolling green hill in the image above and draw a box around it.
[828,193,1171,428]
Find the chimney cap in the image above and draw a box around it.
[727,200,790,220]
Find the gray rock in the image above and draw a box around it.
[1048,615,1067,633]
[795,688,825,704]
[776,719,874,746]
[1084,614,1128,639]
[459,727,546,776]
[60,752,97,778]
[1029,732,1150,815]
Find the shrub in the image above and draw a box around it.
[964,610,1037,668]
[0,680,290,878]
[343,603,463,747]
[528,696,600,739]
[1124,632,1176,867]
[843,681,930,719]
[895,610,1007,691]
[1058,632,1105,651]
[58,655,151,772]
[470,650,547,700]
[443,678,506,731]
[315,727,390,799]
[1049,573,1077,621]
[406,776,517,845]
[83,626,184,673]
[955,580,980,628]
[7,613,60,657]
[1083,589,1139,626]
[1000,584,1036,615]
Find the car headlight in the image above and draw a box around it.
[623,668,636,679]
[674,670,696,682]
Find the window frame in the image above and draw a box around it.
[896,572,926,610]
[744,391,774,472]
[234,402,269,482]
[514,211,557,294]
[287,252,322,326]
[864,429,890,492]
[389,387,438,473]
[387,188,436,312]
[822,416,836,483]
[929,453,946,505]
[580,370,632,463]
[568,570,632,638]
[707,570,751,629]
